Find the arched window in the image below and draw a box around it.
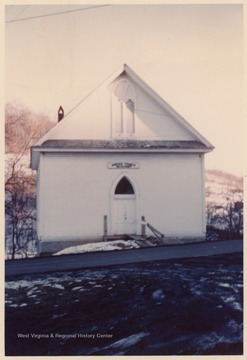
[115,177,134,195]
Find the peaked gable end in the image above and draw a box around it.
[35,65,213,147]
[31,65,213,169]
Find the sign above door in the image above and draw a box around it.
[108,162,139,169]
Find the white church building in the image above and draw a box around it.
[31,64,214,255]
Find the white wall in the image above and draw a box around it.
[38,152,205,243]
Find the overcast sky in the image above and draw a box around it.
[5,3,244,176]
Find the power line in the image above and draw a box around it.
[12,5,29,20]
[65,66,121,119]
[6,5,29,26]
[6,5,110,24]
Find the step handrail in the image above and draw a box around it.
[141,217,165,242]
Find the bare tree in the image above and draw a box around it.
[5,170,37,259]
[224,200,243,238]
[206,176,243,240]
[5,102,54,258]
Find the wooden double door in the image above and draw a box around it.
[112,177,136,235]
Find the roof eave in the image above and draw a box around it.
[31,145,214,170]
[32,146,213,153]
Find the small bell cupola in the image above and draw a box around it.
[58,106,64,122]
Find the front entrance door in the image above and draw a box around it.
[112,177,136,235]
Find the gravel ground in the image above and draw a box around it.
[5,253,243,356]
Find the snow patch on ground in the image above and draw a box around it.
[53,240,140,256]
[52,284,65,290]
[219,283,231,288]
[71,286,84,291]
[98,332,150,354]
[5,280,33,290]
[110,332,149,349]
[152,289,165,301]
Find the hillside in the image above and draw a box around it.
[205,169,243,206]
[205,169,243,235]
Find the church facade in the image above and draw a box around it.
[31,64,213,255]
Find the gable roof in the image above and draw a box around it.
[34,64,214,147]
[31,64,214,169]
